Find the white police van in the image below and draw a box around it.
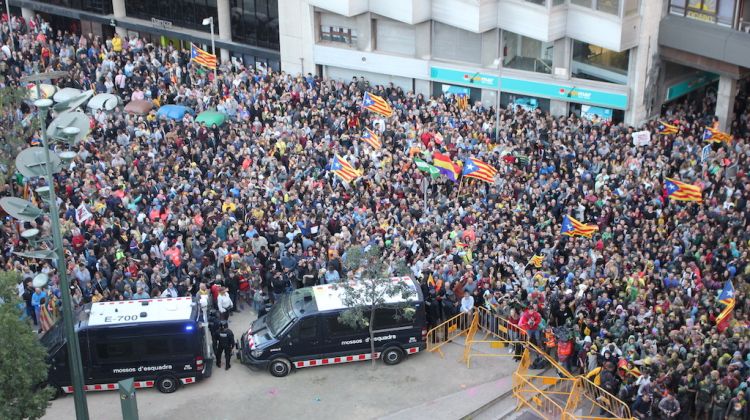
[239,276,427,377]
[42,297,210,395]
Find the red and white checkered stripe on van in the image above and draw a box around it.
[293,347,420,369]
[60,377,195,393]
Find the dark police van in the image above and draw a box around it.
[239,276,426,377]
[42,297,210,395]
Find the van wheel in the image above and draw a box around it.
[269,359,291,377]
[156,375,180,393]
[48,383,63,400]
[382,347,405,365]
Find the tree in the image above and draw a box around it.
[334,245,416,368]
[0,85,38,186]
[0,270,53,419]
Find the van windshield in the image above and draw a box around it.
[266,294,294,337]
[39,320,64,351]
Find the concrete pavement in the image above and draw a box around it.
[43,309,518,420]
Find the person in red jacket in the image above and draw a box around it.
[519,303,542,345]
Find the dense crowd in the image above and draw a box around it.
[2,12,750,420]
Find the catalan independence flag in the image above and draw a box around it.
[665,178,702,203]
[528,255,544,268]
[432,152,460,183]
[656,121,679,135]
[702,127,732,144]
[190,43,217,70]
[362,92,393,117]
[462,157,497,184]
[561,215,599,238]
[716,280,735,333]
[330,154,361,183]
[361,128,381,149]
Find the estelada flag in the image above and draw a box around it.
[361,92,393,117]
[665,178,702,203]
[561,215,598,238]
[190,43,217,70]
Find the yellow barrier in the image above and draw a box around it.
[444,306,635,420]
[425,311,471,358]
[461,312,480,364]
[512,372,568,419]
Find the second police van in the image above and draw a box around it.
[239,276,427,377]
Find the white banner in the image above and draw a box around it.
[632,131,651,147]
[76,203,93,224]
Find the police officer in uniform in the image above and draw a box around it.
[207,309,220,356]
[216,321,235,370]
[710,383,731,420]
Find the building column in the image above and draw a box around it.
[111,0,128,37]
[355,13,372,51]
[279,0,314,74]
[216,0,231,63]
[715,75,737,132]
[624,0,664,126]
[551,37,571,79]
[550,100,568,117]
[21,8,35,21]
[414,21,431,60]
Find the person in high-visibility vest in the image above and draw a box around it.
[544,327,557,360]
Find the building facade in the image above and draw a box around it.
[280,0,749,128]
[7,0,281,71]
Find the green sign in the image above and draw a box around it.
[665,72,719,102]
[430,66,499,89]
[500,77,629,109]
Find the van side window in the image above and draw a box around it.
[373,307,412,330]
[298,318,317,340]
[326,315,367,337]
[95,341,134,362]
[145,339,170,356]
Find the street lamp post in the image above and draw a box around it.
[492,58,502,142]
[36,98,90,420]
[3,92,90,419]
[202,16,218,84]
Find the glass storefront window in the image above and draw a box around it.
[596,0,620,14]
[572,40,629,85]
[502,30,553,75]
[668,0,737,26]
[571,0,593,7]
[125,0,216,32]
[525,0,546,5]
[230,0,280,50]
[42,0,113,14]
[320,26,357,45]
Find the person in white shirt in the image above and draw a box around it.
[460,293,475,314]
[217,287,234,320]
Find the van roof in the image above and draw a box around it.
[311,276,419,312]
[87,297,195,327]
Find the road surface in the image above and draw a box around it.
[42,308,517,420]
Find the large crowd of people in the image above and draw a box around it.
[1,12,750,420]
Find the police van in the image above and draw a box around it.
[239,276,426,377]
[42,297,210,395]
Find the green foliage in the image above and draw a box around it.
[335,246,416,366]
[0,271,53,419]
[0,86,38,186]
